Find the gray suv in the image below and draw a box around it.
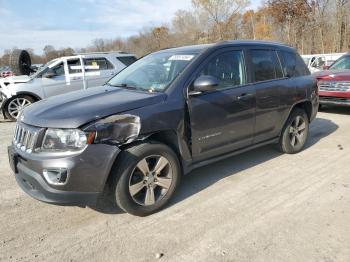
[0,52,137,120]
[8,41,319,216]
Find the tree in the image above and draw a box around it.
[192,0,249,41]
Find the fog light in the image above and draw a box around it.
[43,168,69,185]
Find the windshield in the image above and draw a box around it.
[107,52,197,92]
[329,56,350,70]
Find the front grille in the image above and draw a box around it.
[319,81,350,92]
[13,123,41,153]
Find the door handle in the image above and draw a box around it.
[236,93,253,100]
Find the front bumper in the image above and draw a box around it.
[8,143,120,206]
[320,96,350,107]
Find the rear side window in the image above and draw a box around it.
[278,51,309,77]
[250,50,283,82]
[84,58,113,72]
[117,56,137,66]
[199,50,245,90]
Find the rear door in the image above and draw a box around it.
[84,57,116,88]
[188,48,256,162]
[246,49,285,143]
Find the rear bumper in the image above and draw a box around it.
[8,143,121,206]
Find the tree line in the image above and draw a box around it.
[1,0,349,67]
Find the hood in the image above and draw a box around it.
[21,86,166,128]
[313,70,350,81]
[3,75,31,84]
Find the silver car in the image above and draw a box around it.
[0,52,137,120]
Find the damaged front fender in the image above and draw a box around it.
[84,114,141,145]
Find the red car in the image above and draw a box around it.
[314,53,350,107]
[0,70,14,78]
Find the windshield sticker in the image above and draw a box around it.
[169,55,194,61]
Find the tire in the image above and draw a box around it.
[4,95,35,121]
[9,49,32,76]
[108,141,181,216]
[279,108,309,154]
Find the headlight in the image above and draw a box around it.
[39,128,88,152]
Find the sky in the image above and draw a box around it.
[0,0,261,55]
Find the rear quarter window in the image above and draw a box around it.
[117,56,137,66]
[278,51,310,77]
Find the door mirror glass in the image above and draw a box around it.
[192,75,219,93]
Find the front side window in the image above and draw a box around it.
[198,50,245,90]
[51,62,65,76]
[250,50,283,82]
[84,58,113,72]
[108,52,197,92]
[329,56,350,70]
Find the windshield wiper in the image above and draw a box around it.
[106,83,139,90]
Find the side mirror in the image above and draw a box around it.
[43,70,56,78]
[323,65,330,70]
[190,75,219,95]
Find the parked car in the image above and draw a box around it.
[0,66,14,78]
[301,53,346,73]
[8,41,319,216]
[0,51,137,120]
[313,53,350,108]
[0,70,13,78]
[324,52,350,71]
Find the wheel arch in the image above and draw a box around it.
[291,100,313,122]
[1,92,41,119]
[15,92,42,101]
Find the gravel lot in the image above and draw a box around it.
[0,108,350,262]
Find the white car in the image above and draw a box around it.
[0,51,137,120]
[301,53,346,73]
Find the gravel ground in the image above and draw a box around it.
[0,107,349,262]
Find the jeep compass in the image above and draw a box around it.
[8,41,319,216]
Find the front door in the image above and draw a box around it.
[42,58,84,98]
[188,49,256,162]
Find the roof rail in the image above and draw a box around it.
[73,51,130,55]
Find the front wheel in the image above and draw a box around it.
[5,95,35,121]
[109,142,181,216]
[279,108,309,154]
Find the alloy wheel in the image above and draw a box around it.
[8,98,32,119]
[128,155,173,206]
[289,116,306,147]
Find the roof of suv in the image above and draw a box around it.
[157,40,295,54]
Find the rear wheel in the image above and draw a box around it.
[109,141,181,216]
[279,108,309,154]
[5,95,35,121]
